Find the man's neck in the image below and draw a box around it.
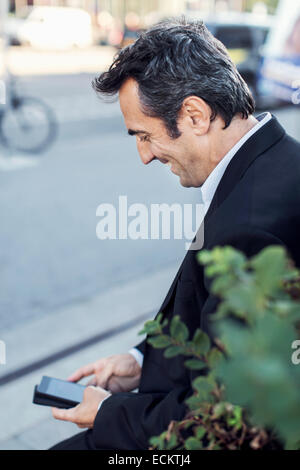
[210,114,259,167]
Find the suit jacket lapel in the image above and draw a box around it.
[204,115,286,222]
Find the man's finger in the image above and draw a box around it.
[67,363,96,382]
[95,365,114,389]
[51,406,78,422]
[86,377,97,386]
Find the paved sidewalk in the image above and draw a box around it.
[0,262,180,450]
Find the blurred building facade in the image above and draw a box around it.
[10,0,186,17]
[9,0,279,19]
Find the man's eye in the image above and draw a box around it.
[139,135,150,142]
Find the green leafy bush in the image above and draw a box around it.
[139,246,300,450]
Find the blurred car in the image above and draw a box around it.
[17,6,93,50]
[207,17,273,105]
[257,0,300,108]
[185,12,273,106]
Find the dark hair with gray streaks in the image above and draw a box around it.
[92,17,255,138]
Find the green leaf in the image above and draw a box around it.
[210,274,237,296]
[195,426,206,440]
[198,246,246,276]
[156,312,164,323]
[206,348,224,369]
[224,281,259,317]
[184,359,207,370]
[147,335,173,348]
[251,246,288,296]
[197,250,213,265]
[185,394,207,411]
[192,329,211,356]
[192,376,215,401]
[185,437,203,450]
[165,433,178,450]
[170,315,189,342]
[139,321,160,336]
[164,345,186,358]
[149,434,166,450]
[227,405,243,430]
[139,313,169,336]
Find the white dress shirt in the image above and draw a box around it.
[98,112,272,412]
[200,112,272,214]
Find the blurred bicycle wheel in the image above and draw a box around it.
[0,96,58,154]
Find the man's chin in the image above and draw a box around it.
[179,175,194,188]
[179,178,192,188]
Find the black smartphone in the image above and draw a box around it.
[33,375,86,409]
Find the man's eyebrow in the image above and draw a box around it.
[127,129,150,136]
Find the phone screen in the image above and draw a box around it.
[38,376,85,404]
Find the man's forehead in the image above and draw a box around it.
[119,78,149,131]
[119,78,167,136]
[119,78,140,106]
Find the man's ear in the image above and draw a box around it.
[180,96,211,135]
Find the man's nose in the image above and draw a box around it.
[137,141,156,165]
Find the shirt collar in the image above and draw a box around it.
[200,112,272,207]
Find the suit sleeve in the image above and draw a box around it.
[92,225,287,450]
[133,337,147,355]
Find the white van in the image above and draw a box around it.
[18,6,93,50]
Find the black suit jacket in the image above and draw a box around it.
[93,115,300,449]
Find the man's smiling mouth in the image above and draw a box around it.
[158,158,177,174]
[158,158,169,164]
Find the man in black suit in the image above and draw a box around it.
[50,18,300,450]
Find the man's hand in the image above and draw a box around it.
[51,386,111,429]
[67,353,141,393]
